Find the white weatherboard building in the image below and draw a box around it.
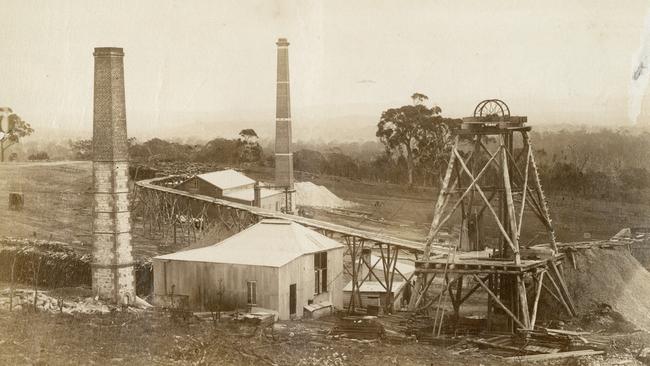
[343,253,415,309]
[153,219,344,320]
[174,169,285,211]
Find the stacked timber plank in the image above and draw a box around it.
[468,327,607,360]
[330,316,385,339]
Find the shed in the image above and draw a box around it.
[343,281,407,310]
[174,169,285,211]
[344,250,414,311]
[153,219,345,320]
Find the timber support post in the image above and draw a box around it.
[410,99,574,334]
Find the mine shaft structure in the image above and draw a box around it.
[135,172,453,314]
[274,38,296,214]
[410,99,575,333]
[91,47,136,304]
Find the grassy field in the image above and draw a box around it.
[1,161,649,258]
[246,164,650,244]
[0,161,161,258]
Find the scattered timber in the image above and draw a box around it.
[506,350,605,362]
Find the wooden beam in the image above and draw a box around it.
[392,271,416,303]
[517,147,531,238]
[547,259,576,316]
[454,149,518,255]
[506,350,604,362]
[412,273,437,310]
[501,139,522,264]
[473,274,527,330]
[424,150,499,252]
[516,275,531,329]
[358,255,387,290]
[523,131,558,251]
[530,271,545,328]
[423,137,458,257]
[541,282,562,306]
[458,275,489,306]
[544,269,573,316]
[504,147,551,231]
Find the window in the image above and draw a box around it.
[314,252,328,294]
[247,281,257,305]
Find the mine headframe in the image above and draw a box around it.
[409,99,575,334]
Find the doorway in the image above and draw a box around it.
[289,284,296,316]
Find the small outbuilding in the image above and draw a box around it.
[174,169,285,211]
[343,251,415,311]
[153,219,344,320]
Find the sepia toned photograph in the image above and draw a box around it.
[1,1,650,365]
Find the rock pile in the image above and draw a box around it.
[295,182,355,209]
[540,246,650,331]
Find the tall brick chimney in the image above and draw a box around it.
[274,38,295,211]
[91,47,135,304]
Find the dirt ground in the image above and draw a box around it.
[0,306,504,366]
[0,305,638,365]
[2,162,650,364]
[0,293,648,366]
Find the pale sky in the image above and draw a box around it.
[3,0,649,142]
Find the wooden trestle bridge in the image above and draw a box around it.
[134,175,450,314]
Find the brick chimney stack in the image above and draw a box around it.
[91,47,135,304]
[274,38,295,211]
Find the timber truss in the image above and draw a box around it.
[133,176,450,314]
[409,99,576,333]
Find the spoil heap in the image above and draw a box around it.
[540,246,650,331]
[294,181,355,209]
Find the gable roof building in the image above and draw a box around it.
[153,219,345,320]
[155,219,343,267]
[174,169,286,211]
[194,169,255,191]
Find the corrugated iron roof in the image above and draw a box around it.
[343,281,406,293]
[154,219,344,267]
[196,169,255,190]
[357,254,415,276]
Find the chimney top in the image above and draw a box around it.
[93,47,124,56]
[276,38,290,47]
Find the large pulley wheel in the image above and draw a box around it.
[473,99,510,118]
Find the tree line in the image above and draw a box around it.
[5,100,650,201]
[68,129,263,166]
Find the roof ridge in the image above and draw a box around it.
[154,219,343,267]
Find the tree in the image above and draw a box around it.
[28,152,49,161]
[69,139,93,160]
[194,138,240,163]
[237,129,262,164]
[411,92,428,105]
[376,93,449,187]
[238,129,258,143]
[415,117,456,185]
[293,149,329,174]
[0,109,34,162]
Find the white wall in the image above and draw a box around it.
[153,259,279,312]
[277,247,344,320]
